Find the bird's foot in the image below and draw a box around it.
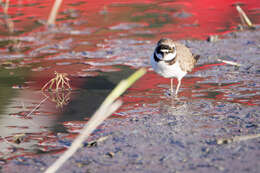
[166,89,173,96]
[166,90,179,99]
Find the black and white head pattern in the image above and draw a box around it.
[154,38,177,62]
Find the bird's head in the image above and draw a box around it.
[155,38,177,62]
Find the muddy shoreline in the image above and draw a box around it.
[2,28,260,173]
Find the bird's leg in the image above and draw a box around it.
[175,78,182,96]
[170,78,174,94]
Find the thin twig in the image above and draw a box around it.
[217,59,241,67]
[26,96,49,117]
[0,136,18,147]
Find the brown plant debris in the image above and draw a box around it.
[42,71,71,91]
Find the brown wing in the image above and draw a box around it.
[174,42,197,72]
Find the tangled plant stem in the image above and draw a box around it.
[41,71,71,91]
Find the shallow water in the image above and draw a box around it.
[0,0,259,166]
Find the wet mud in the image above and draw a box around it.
[2,28,260,173]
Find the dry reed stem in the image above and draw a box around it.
[0,0,14,33]
[236,5,254,28]
[47,0,63,26]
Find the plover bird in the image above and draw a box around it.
[151,38,199,96]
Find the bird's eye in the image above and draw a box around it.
[167,47,174,53]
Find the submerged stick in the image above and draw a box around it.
[26,96,49,117]
[47,0,63,26]
[44,68,146,173]
[236,5,254,29]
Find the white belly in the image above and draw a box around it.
[150,55,187,80]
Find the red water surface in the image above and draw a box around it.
[3,0,260,39]
[2,0,259,86]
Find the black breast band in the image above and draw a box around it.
[154,52,161,62]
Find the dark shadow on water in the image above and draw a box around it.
[52,65,135,132]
